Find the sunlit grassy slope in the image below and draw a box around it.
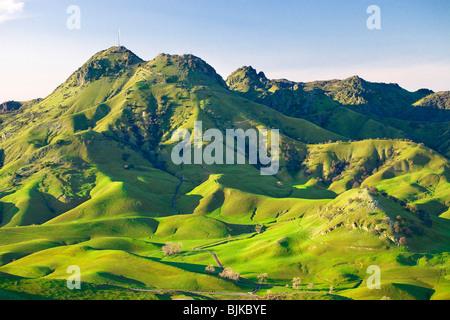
[0,47,448,300]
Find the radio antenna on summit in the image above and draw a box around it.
[118,28,121,47]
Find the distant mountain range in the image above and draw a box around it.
[227,66,450,157]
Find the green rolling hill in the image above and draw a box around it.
[0,46,448,300]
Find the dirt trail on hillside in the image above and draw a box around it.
[193,234,262,294]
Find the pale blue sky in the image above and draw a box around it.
[1,0,449,102]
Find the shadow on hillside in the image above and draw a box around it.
[0,200,19,228]
[148,257,208,274]
[96,272,147,288]
[290,186,337,200]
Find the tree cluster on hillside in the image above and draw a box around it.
[255,224,265,234]
[219,268,240,281]
[162,242,183,256]
[257,273,268,285]
[292,277,302,289]
[205,264,216,274]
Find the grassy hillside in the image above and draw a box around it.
[414,91,450,110]
[0,47,448,300]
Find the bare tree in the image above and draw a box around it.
[219,268,240,281]
[257,273,268,285]
[205,264,216,274]
[292,277,302,289]
[255,224,264,234]
[162,242,183,256]
[307,283,314,290]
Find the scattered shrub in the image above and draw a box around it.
[255,224,264,234]
[352,182,361,189]
[368,186,379,195]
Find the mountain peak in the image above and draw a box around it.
[226,66,268,91]
[98,46,143,61]
[343,75,366,84]
[66,46,144,86]
[231,66,267,80]
[148,53,227,88]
